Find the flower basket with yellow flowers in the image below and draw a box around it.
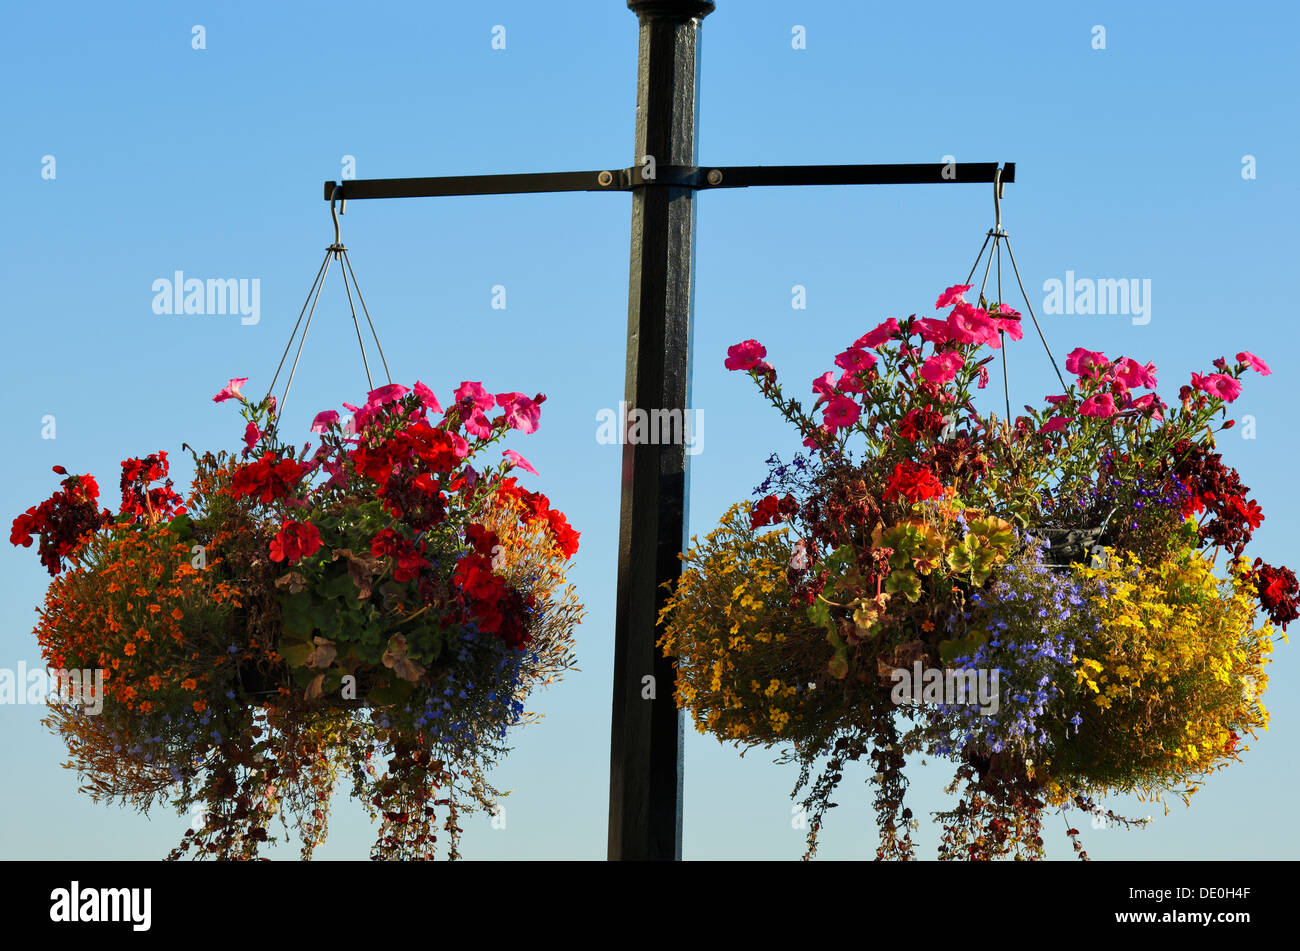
[659,285,1291,860]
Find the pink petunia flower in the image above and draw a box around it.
[915,318,955,344]
[936,284,972,310]
[450,432,469,458]
[454,381,495,412]
[1040,416,1070,434]
[822,395,861,430]
[812,371,839,399]
[724,340,766,371]
[802,425,832,450]
[1113,357,1158,390]
[920,351,965,385]
[498,393,541,434]
[948,302,1000,348]
[321,456,346,489]
[1236,351,1271,376]
[977,365,990,389]
[836,369,867,394]
[244,421,261,449]
[854,318,901,350]
[413,380,443,413]
[464,407,493,438]
[343,400,384,434]
[212,377,249,403]
[1127,392,1166,420]
[310,410,340,433]
[1065,347,1109,378]
[367,383,409,405]
[1079,393,1117,417]
[503,449,538,476]
[834,347,877,373]
[1193,372,1243,402]
[991,313,1023,342]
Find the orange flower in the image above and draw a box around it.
[181,678,197,690]
[123,643,136,656]
[171,608,184,621]
[192,700,206,713]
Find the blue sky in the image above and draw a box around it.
[1,0,1296,859]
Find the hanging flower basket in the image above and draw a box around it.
[11,378,583,860]
[658,283,1294,860]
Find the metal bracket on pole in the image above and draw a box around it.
[323,162,1014,202]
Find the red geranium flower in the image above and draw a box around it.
[465,523,500,558]
[10,471,110,574]
[882,462,944,504]
[269,520,323,564]
[1249,559,1298,630]
[545,509,580,559]
[751,493,798,530]
[229,453,306,504]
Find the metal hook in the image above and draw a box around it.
[330,186,346,250]
[993,167,1004,235]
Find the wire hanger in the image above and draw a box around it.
[265,186,393,417]
[960,167,1067,425]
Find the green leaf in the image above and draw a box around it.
[369,678,416,705]
[311,601,344,640]
[167,513,193,540]
[807,597,833,633]
[968,517,1016,552]
[938,629,986,665]
[290,664,318,687]
[823,544,856,577]
[320,569,357,602]
[884,569,922,603]
[279,637,314,669]
[827,652,849,680]
[280,592,314,639]
[826,629,849,680]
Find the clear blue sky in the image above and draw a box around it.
[2,0,1296,859]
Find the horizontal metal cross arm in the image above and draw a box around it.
[322,161,1014,201]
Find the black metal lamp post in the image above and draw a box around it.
[321,0,1014,861]
[607,0,713,863]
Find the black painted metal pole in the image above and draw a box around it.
[608,0,713,861]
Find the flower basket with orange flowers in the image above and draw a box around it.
[12,377,583,860]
